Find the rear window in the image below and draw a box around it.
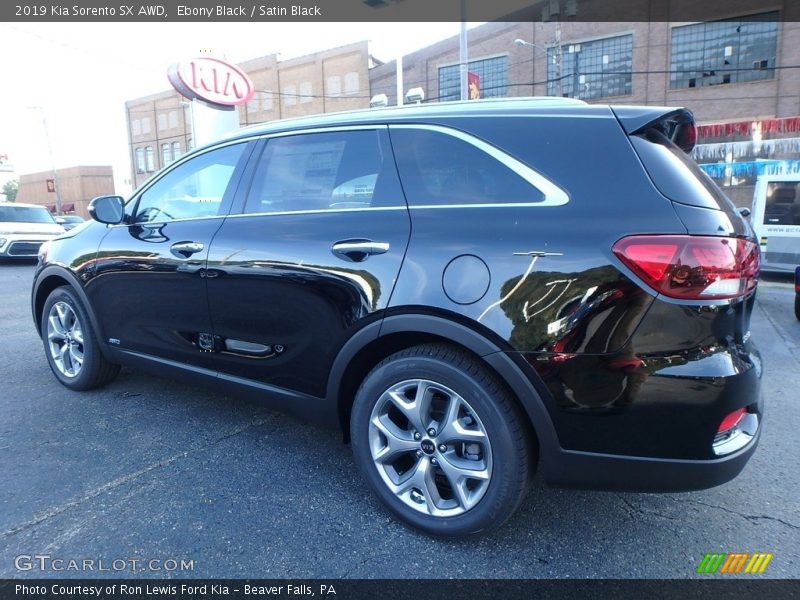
[764,182,800,226]
[0,205,55,224]
[630,128,738,214]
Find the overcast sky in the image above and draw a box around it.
[0,22,480,195]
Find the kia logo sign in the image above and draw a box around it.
[168,57,254,109]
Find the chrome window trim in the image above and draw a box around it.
[389,123,569,207]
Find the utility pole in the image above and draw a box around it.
[459,0,468,100]
[28,106,62,215]
[554,22,563,98]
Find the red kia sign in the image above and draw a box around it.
[168,57,255,109]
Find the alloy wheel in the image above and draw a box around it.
[46,301,85,378]
[368,378,493,517]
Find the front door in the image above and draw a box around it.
[206,127,410,399]
[88,141,253,370]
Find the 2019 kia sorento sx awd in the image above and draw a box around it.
[32,98,762,536]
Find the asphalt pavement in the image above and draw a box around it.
[0,261,798,579]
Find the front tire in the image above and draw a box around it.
[350,344,534,537]
[42,286,120,390]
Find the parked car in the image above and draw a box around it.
[750,174,800,273]
[0,202,64,260]
[31,98,762,536]
[55,214,85,231]
[795,266,800,321]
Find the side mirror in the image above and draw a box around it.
[88,195,126,225]
[737,207,751,218]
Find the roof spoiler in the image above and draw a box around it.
[612,106,697,153]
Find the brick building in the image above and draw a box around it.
[16,166,115,218]
[370,11,800,206]
[125,41,371,189]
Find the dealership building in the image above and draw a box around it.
[124,8,800,206]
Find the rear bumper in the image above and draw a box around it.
[542,421,760,492]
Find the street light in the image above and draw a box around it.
[514,25,563,98]
[26,106,63,216]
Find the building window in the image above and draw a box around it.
[344,72,360,95]
[172,141,181,160]
[135,148,145,173]
[168,111,179,128]
[161,143,171,167]
[670,13,778,90]
[262,92,274,111]
[157,113,167,130]
[141,118,151,134]
[132,119,141,136]
[145,146,155,172]
[284,85,297,106]
[439,56,508,102]
[247,98,259,113]
[327,75,341,97]
[299,81,313,103]
[547,34,633,99]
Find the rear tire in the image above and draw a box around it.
[795,293,800,321]
[350,343,535,537]
[41,286,120,391]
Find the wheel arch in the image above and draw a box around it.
[328,312,560,456]
[32,266,113,361]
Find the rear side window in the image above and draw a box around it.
[244,129,404,214]
[764,182,800,226]
[389,128,545,206]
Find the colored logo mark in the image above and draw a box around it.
[696,552,773,574]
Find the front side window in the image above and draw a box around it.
[764,182,800,226]
[389,128,545,206]
[134,143,247,223]
[244,129,403,214]
[669,13,778,90]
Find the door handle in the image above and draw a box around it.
[170,241,204,258]
[331,239,390,263]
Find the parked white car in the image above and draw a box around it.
[0,202,65,259]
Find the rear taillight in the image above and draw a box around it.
[795,267,800,293]
[612,235,759,300]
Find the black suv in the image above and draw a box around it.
[32,99,762,536]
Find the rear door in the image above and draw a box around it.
[205,126,410,399]
[752,175,800,272]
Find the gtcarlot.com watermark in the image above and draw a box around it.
[14,554,195,573]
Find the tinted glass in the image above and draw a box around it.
[135,143,246,223]
[244,129,404,213]
[389,128,544,206]
[0,206,55,224]
[764,183,800,226]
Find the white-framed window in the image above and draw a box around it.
[327,76,341,97]
[161,143,171,167]
[284,85,297,106]
[247,98,259,113]
[344,72,360,95]
[299,81,312,103]
[141,118,151,134]
[157,113,167,131]
[132,119,141,136]
[145,146,155,172]
[172,141,181,160]
[262,92,274,112]
[168,111,179,128]
[135,148,145,173]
